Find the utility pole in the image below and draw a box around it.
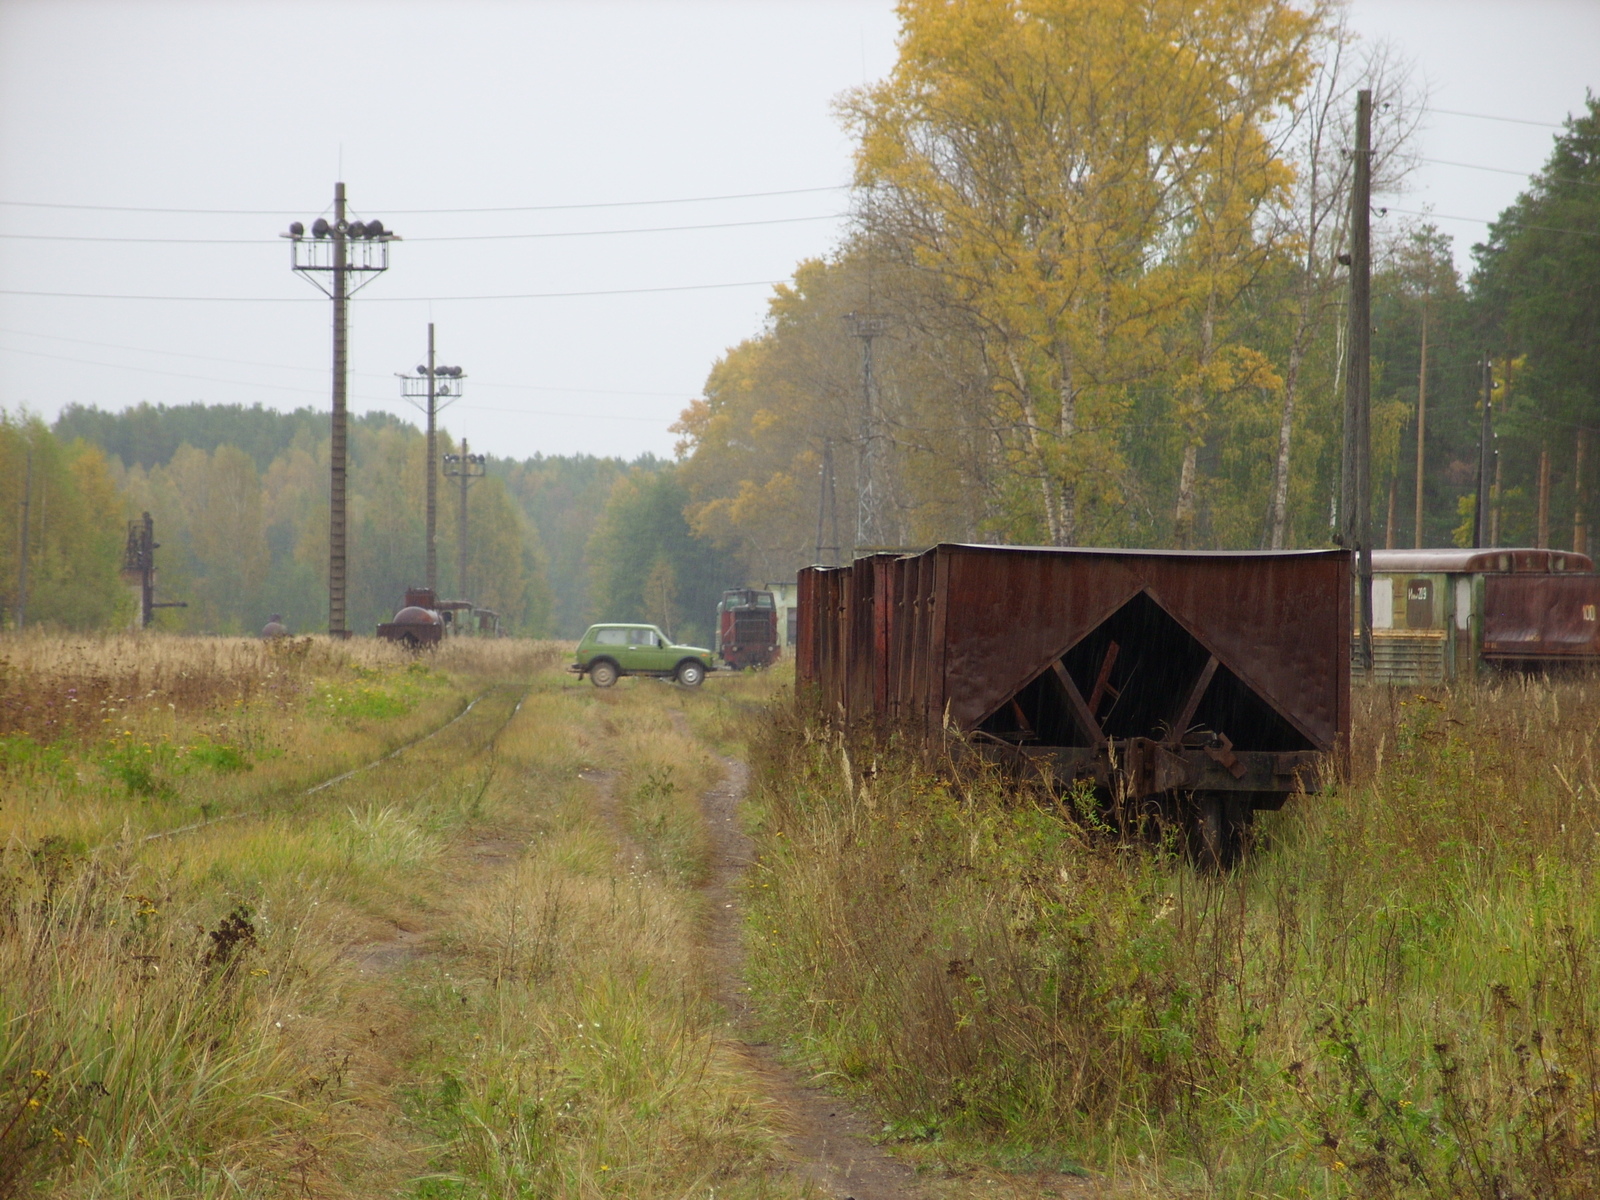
[14,447,31,631]
[425,324,438,590]
[1575,431,1590,555]
[814,438,841,566]
[442,441,486,599]
[1342,89,1374,671]
[1473,358,1495,548]
[398,327,465,592]
[285,184,397,636]
[1536,444,1552,549]
[843,311,891,551]
[1413,301,1428,548]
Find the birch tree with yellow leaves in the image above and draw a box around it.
[841,0,1327,544]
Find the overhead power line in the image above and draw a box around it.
[0,212,845,245]
[0,184,848,217]
[0,279,786,302]
[1419,156,1600,188]
[0,327,692,398]
[1424,106,1566,129]
[0,344,673,424]
[1384,205,1600,238]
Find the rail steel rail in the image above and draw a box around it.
[798,544,1352,858]
[124,685,524,848]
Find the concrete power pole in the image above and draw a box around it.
[285,184,397,636]
[399,327,464,593]
[1342,88,1374,672]
[425,324,437,589]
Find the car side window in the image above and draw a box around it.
[627,628,654,646]
[595,629,628,646]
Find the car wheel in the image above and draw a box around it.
[589,660,619,688]
[676,660,705,687]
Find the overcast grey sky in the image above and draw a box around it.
[1,1,1595,462]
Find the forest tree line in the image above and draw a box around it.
[675,1,1599,573]
[4,1,1595,638]
[0,404,735,643]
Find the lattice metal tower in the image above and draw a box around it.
[842,310,891,550]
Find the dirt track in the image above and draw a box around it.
[697,750,927,1200]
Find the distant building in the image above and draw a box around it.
[765,581,799,648]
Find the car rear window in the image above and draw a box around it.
[594,629,628,645]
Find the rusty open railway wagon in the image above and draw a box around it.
[797,545,1351,861]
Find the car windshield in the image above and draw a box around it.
[594,628,628,646]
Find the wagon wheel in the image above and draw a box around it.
[1189,792,1251,871]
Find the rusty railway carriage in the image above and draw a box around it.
[798,544,1352,856]
[1365,548,1599,682]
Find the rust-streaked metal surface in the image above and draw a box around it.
[798,545,1352,797]
[1371,548,1593,574]
[1483,573,1600,660]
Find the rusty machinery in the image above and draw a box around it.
[121,512,188,629]
[376,587,494,647]
[797,545,1352,863]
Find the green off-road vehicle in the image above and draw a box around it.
[569,623,714,688]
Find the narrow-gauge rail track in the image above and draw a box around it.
[120,684,528,849]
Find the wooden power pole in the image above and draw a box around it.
[1342,89,1374,671]
[1414,302,1428,548]
[1474,358,1495,547]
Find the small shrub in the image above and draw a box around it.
[99,738,177,797]
[184,740,250,773]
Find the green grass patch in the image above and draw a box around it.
[742,679,1600,1198]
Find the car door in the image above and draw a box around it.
[625,625,670,673]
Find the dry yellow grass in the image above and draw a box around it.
[0,639,812,1199]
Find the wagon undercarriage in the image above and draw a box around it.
[974,589,1321,807]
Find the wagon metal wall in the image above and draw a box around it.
[1483,574,1600,660]
[799,545,1350,758]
